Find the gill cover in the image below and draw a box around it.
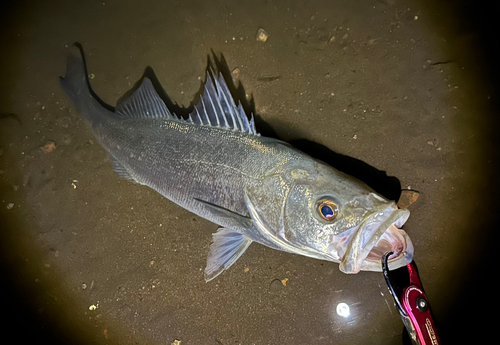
[244,161,334,259]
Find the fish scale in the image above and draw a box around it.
[110,120,285,215]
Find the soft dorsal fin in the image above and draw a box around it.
[189,69,258,135]
[116,78,175,119]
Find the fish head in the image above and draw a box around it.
[285,160,413,273]
[247,158,413,273]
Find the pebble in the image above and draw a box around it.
[41,140,56,153]
[6,202,15,210]
[397,190,420,209]
[270,278,283,292]
[255,28,269,42]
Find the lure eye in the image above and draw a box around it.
[316,199,339,221]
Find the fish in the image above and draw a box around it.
[60,45,414,282]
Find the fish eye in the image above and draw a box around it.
[316,198,339,221]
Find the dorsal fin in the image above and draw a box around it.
[114,70,259,136]
[189,69,258,135]
[116,78,174,119]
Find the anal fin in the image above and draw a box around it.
[205,228,252,282]
[111,157,139,184]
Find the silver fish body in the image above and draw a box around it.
[60,46,413,281]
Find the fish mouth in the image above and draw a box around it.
[339,204,413,273]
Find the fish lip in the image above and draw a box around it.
[338,204,412,273]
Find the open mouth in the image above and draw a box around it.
[339,204,413,273]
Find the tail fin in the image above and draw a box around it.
[59,44,109,124]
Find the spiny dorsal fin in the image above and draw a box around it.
[115,70,259,136]
[189,69,258,135]
[116,78,175,119]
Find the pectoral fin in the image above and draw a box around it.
[194,198,253,229]
[205,228,252,282]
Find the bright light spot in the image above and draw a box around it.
[336,302,350,317]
